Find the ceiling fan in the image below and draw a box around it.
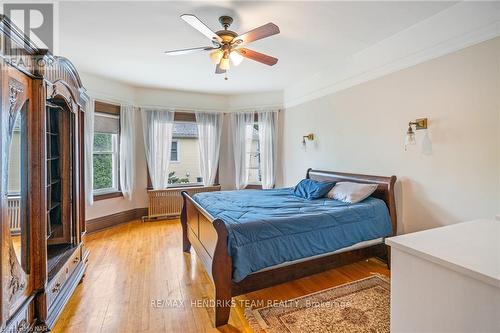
[165,14,280,76]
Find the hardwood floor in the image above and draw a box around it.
[53,219,389,333]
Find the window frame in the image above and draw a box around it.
[170,140,180,163]
[92,131,120,195]
[92,102,123,200]
[246,122,262,186]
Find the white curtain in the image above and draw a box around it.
[84,97,94,205]
[120,105,136,199]
[141,108,174,189]
[196,112,223,186]
[258,110,279,189]
[231,112,254,189]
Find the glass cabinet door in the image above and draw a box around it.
[3,73,30,277]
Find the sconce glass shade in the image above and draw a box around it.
[230,51,244,66]
[209,50,224,64]
[405,127,416,146]
[219,57,230,70]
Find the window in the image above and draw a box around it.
[93,109,120,195]
[170,140,179,162]
[247,123,261,185]
[146,113,220,189]
[167,120,203,187]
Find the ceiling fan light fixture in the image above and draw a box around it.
[168,14,280,76]
[219,57,230,70]
[229,51,244,66]
[209,50,223,64]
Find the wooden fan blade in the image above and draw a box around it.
[215,63,226,74]
[164,46,216,55]
[181,14,223,43]
[234,23,280,45]
[237,48,278,66]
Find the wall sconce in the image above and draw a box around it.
[302,133,315,146]
[405,118,428,150]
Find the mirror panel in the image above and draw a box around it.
[6,87,29,274]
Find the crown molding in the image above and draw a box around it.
[82,71,284,112]
[283,1,500,109]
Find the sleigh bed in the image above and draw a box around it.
[181,169,397,327]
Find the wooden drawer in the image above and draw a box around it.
[47,248,80,309]
[68,248,81,274]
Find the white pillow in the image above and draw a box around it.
[327,182,378,203]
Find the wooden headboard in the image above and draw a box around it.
[306,168,398,235]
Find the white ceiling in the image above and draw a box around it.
[59,1,457,94]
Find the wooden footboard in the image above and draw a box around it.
[181,192,233,326]
[180,169,397,327]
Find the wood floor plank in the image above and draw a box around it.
[52,219,389,333]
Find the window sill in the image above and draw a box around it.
[93,191,123,201]
[147,183,219,191]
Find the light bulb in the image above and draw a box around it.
[209,50,223,64]
[404,126,416,151]
[219,57,230,70]
[230,51,244,66]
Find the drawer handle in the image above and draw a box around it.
[73,257,79,263]
[52,282,61,293]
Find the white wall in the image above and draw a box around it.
[282,37,500,233]
[80,72,136,105]
[134,86,227,111]
[227,91,283,110]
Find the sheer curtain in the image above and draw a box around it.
[141,108,174,189]
[195,112,223,186]
[258,110,279,189]
[231,112,254,190]
[120,105,136,199]
[84,97,94,205]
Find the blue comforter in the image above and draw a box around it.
[193,188,392,282]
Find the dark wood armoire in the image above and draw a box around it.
[0,15,88,331]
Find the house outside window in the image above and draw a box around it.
[93,104,120,195]
[167,122,203,186]
[247,123,261,185]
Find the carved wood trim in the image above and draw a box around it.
[8,78,25,133]
[8,245,26,302]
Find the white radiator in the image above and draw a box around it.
[8,196,21,234]
[146,185,221,220]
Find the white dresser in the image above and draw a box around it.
[386,219,500,333]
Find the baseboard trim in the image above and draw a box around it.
[86,208,148,233]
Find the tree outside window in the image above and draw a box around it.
[93,111,120,194]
